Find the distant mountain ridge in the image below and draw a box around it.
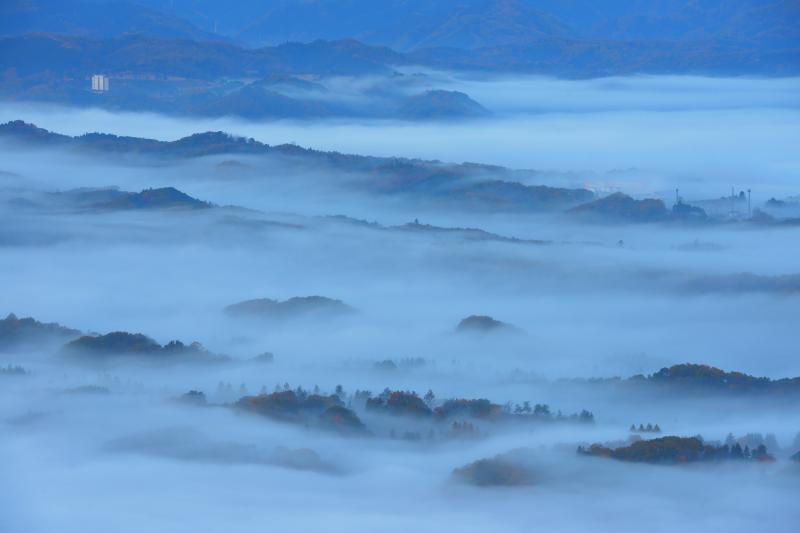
[237,0,574,50]
[2,1,796,80]
[0,120,289,157]
[74,0,799,52]
[2,31,796,82]
[0,0,225,42]
[0,34,399,79]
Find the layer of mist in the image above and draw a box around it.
[1,74,799,533]
[1,75,798,198]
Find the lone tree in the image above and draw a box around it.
[424,389,435,406]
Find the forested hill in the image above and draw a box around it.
[0,120,596,212]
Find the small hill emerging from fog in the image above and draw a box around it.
[236,390,367,435]
[394,219,549,245]
[90,187,210,210]
[397,90,490,120]
[225,296,354,321]
[62,332,228,364]
[53,187,212,211]
[456,315,520,334]
[580,436,775,464]
[684,273,800,295]
[575,363,800,397]
[643,364,800,394]
[569,193,669,223]
[0,313,81,351]
[442,180,594,212]
[452,450,536,487]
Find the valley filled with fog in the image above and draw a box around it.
[2,74,798,197]
[2,71,800,532]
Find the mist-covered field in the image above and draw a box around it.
[2,74,799,532]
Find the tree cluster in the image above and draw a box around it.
[630,423,661,433]
[579,435,775,464]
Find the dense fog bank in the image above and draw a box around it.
[2,73,799,533]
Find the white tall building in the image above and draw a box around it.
[91,74,109,92]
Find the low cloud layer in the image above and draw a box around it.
[1,75,798,198]
[1,74,799,533]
